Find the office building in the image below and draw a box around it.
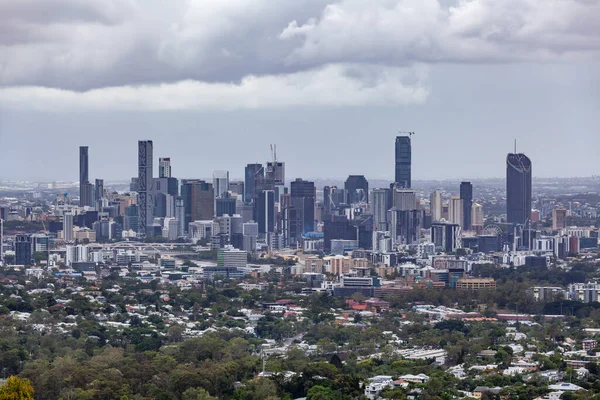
[181,180,214,230]
[256,190,275,234]
[138,140,154,236]
[431,221,462,252]
[229,181,244,198]
[65,245,89,266]
[242,221,259,252]
[175,197,185,237]
[323,215,357,253]
[159,157,171,178]
[216,193,237,217]
[63,212,74,242]
[324,186,347,215]
[460,182,473,229]
[79,146,93,207]
[393,188,417,211]
[265,161,285,186]
[388,208,421,245]
[506,153,532,225]
[430,190,442,222]
[291,178,316,233]
[395,136,412,188]
[153,177,178,218]
[455,278,496,291]
[372,188,391,232]
[282,205,302,247]
[124,205,139,233]
[95,179,104,203]
[448,196,464,227]
[345,175,369,204]
[213,170,229,198]
[244,163,264,204]
[15,234,32,266]
[552,208,567,230]
[472,203,484,227]
[188,220,218,242]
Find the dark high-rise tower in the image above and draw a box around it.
[95,179,104,202]
[290,178,316,233]
[395,136,412,188]
[244,163,264,204]
[344,175,369,203]
[506,153,532,225]
[79,146,93,207]
[460,181,473,230]
[138,140,154,236]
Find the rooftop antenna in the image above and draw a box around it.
[514,139,517,154]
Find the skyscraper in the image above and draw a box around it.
[460,182,473,229]
[392,188,416,211]
[552,208,567,230]
[175,197,185,236]
[229,181,245,199]
[79,146,93,207]
[506,153,532,225]
[395,136,412,188]
[290,178,316,233]
[159,157,171,178]
[138,140,154,236]
[430,190,442,221]
[431,221,462,252]
[181,179,214,230]
[371,188,391,232]
[216,193,237,217]
[448,196,464,227]
[388,208,421,245]
[213,170,230,198]
[265,161,285,186]
[244,163,264,204]
[471,203,484,232]
[63,212,74,242]
[344,175,369,204]
[256,190,275,234]
[153,176,178,218]
[95,179,104,203]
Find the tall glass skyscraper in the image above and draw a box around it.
[506,153,532,225]
[138,140,154,236]
[244,163,264,204]
[460,181,473,229]
[79,146,93,207]
[395,136,411,188]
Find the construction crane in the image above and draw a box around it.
[398,131,415,136]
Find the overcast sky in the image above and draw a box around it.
[0,0,598,182]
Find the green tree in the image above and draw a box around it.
[0,376,35,400]
[182,387,216,400]
[306,385,334,400]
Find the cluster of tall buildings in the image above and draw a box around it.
[69,136,537,257]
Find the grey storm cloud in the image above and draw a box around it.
[1,0,599,92]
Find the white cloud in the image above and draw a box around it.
[281,0,600,67]
[0,64,430,111]
[0,0,597,110]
